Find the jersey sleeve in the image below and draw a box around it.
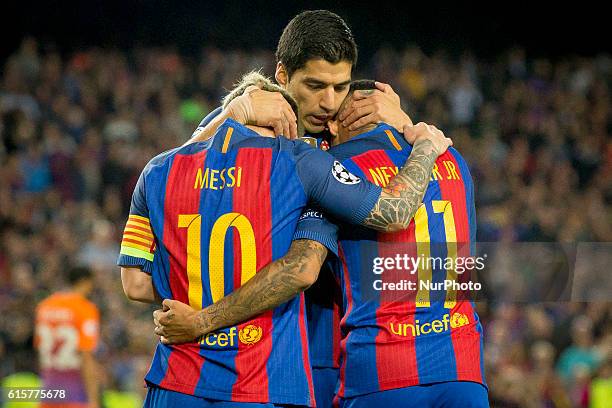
[293,208,339,256]
[293,142,382,225]
[116,169,157,273]
[78,303,100,352]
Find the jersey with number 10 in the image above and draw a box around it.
[117,119,381,406]
[197,108,342,371]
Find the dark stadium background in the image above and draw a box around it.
[1,1,610,407]
[3,0,610,60]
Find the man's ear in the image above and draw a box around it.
[275,62,288,87]
[327,119,339,137]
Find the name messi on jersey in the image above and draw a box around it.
[368,160,461,187]
[194,166,243,190]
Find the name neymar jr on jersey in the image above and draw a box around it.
[368,160,461,187]
[194,166,243,190]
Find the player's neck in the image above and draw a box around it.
[72,282,91,298]
[245,125,276,138]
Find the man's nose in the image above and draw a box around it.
[319,87,335,111]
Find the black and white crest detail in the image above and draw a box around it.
[332,161,361,185]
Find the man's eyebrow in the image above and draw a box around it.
[303,78,351,87]
[303,78,328,86]
[334,80,351,87]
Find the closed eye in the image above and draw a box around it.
[334,84,348,92]
[308,84,325,91]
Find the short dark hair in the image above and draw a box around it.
[349,79,376,93]
[67,266,93,286]
[338,79,376,114]
[276,10,358,77]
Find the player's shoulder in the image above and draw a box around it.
[40,291,70,306]
[223,123,322,160]
[437,147,473,186]
[36,292,84,320]
[329,123,408,161]
[230,120,320,156]
[72,296,100,319]
[83,300,100,319]
[36,293,58,311]
[444,147,470,171]
[197,117,321,156]
[447,146,465,161]
[138,138,212,181]
[210,118,298,153]
[141,146,185,175]
[145,120,243,171]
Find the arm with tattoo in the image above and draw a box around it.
[362,123,451,233]
[200,239,326,333]
[363,137,438,232]
[154,239,328,344]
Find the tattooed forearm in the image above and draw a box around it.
[194,239,327,336]
[363,138,438,232]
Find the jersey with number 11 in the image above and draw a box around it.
[295,124,485,397]
[117,119,381,406]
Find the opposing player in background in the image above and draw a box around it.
[35,266,100,408]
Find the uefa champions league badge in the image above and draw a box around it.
[332,161,361,185]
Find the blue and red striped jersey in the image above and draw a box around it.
[304,261,343,369]
[295,124,485,398]
[293,137,343,371]
[117,119,381,406]
[195,107,341,370]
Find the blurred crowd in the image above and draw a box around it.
[0,37,610,407]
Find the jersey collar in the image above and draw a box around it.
[351,123,398,142]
